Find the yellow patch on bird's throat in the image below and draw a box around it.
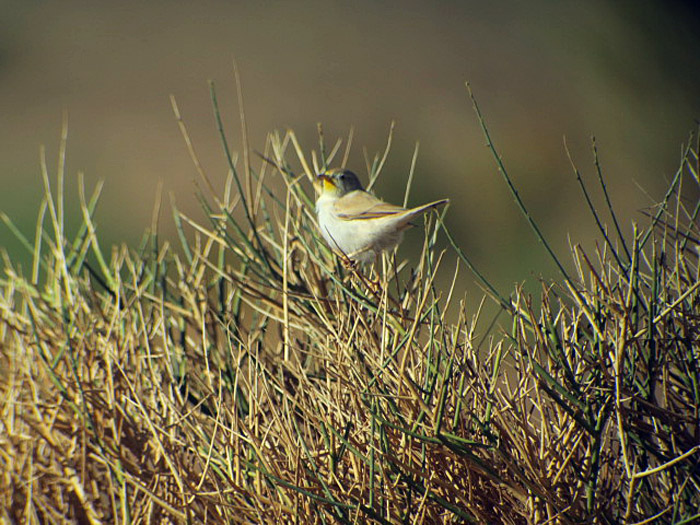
[323,178,336,192]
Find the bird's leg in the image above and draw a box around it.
[337,251,383,296]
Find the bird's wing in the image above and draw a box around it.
[334,190,407,220]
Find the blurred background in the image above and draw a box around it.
[2,0,699,309]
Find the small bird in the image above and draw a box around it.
[315,168,448,263]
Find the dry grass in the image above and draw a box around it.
[1,90,699,524]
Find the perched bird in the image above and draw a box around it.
[315,168,448,263]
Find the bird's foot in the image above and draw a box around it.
[340,257,357,271]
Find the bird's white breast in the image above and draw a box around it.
[315,194,404,262]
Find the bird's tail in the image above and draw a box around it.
[398,199,449,229]
[408,199,449,215]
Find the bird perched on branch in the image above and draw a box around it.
[315,168,448,264]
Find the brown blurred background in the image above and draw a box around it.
[2,0,699,304]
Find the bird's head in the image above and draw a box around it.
[315,168,364,197]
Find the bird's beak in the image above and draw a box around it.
[315,174,335,192]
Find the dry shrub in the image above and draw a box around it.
[1,94,698,523]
